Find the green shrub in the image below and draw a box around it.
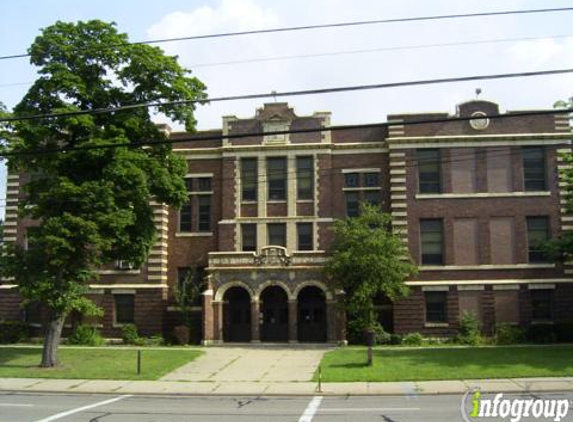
[121,324,142,345]
[554,321,573,342]
[402,332,424,346]
[389,334,403,345]
[67,324,104,346]
[525,324,556,344]
[455,312,483,345]
[494,324,525,345]
[144,335,165,347]
[0,321,30,344]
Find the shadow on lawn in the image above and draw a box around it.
[0,347,43,368]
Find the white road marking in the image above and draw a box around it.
[33,395,131,422]
[320,407,421,412]
[298,396,323,422]
[0,403,34,407]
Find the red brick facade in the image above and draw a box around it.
[1,100,571,343]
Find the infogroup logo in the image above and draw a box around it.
[461,390,571,422]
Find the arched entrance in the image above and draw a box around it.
[297,286,327,342]
[223,286,251,342]
[260,285,289,342]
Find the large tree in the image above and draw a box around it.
[0,20,207,367]
[324,204,417,332]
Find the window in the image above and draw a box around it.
[527,216,549,263]
[345,192,360,217]
[241,158,257,201]
[344,173,360,188]
[420,219,444,265]
[297,223,313,250]
[268,223,286,247]
[180,177,212,232]
[523,147,546,191]
[198,196,211,232]
[363,190,381,206]
[268,157,287,200]
[197,178,211,192]
[114,294,134,325]
[418,149,441,193]
[241,224,257,251]
[531,289,553,321]
[364,172,379,187]
[297,156,314,200]
[177,267,192,291]
[425,291,447,323]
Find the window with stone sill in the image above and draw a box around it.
[296,156,314,200]
[114,294,135,325]
[297,222,313,251]
[241,223,257,252]
[417,149,441,194]
[425,291,447,323]
[531,289,553,322]
[267,157,287,201]
[179,177,213,233]
[420,219,444,265]
[241,158,257,201]
[268,223,286,247]
[523,147,547,191]
[526,216,549,263]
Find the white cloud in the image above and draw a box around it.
[145,0,573,130]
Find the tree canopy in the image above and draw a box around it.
[0,20,207,366]
[324,204,417,329]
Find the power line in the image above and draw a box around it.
[2,68,572,124]
[2,6,572,61]
[0,106,570,158]
[190,33,573,68]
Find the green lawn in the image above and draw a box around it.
[0,347,202,380]
[317,345,573,382]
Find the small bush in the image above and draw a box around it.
[121,324,141,345]
[374,325,391,345]
[145,335,165,347]
[0,321,30,344]
[494,324,525,345]
[389,333,403,345]
[402,332,424,346]
[455,312,483,346]
[68,324,104,346]
[554,321,573,343]
[525,324,556,344]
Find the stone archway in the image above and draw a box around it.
[297,286,327,343]
[222,286,252,342]
[260,285,289,342]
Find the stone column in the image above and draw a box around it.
[201,289,214,346]
[326,300,337,343]
[212,301,223,343]
[251,299,261,343]
[288,299,298,343]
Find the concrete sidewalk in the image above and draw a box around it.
[2,377,573,396]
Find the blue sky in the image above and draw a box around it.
[1,0,573,218]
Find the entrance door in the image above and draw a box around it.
[297,286,327,342]
[260,286,289,342]
[223,287,251,342]
[375,294,394,333]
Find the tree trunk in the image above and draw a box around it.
[40,313,65,368]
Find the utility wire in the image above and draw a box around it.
[0,107,570,158]
[1,68,572,124]
[190,33,573,68]
[2,6,572,60]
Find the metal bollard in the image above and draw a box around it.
[316,365,322,393]
[137,350,142,376]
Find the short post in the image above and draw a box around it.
[316,365,322,393]
[137,349,142,376]
[365,330,375,366]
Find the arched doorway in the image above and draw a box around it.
[260,285,289,342]
[223,286,251,342]
[297,286,327,342]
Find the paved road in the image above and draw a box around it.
[1,391,572,422]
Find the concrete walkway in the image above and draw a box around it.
[2,377,573,396]
[161,346,330,382]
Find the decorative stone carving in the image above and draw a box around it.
[469,111,490,130]
[254,246,292,267]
